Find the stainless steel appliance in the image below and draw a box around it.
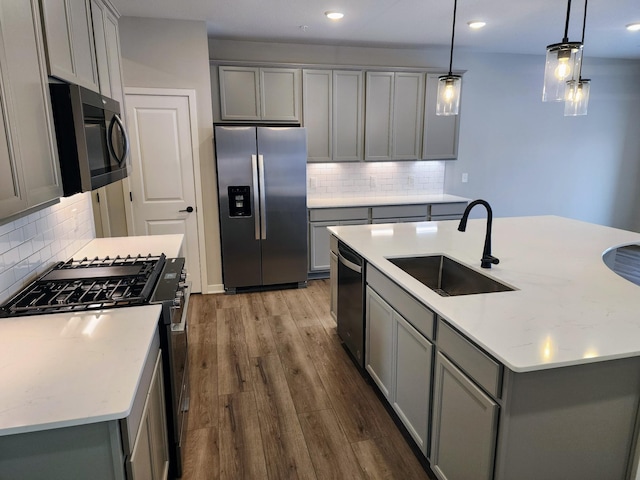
[49,83,130,196]
[0,254,189,479]
[337,241,365,368]
[214,126,308,292]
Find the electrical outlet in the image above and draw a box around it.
[462,173,469,183]
[408,175,415,187]
[370,176,376,188]
[309,177,317,188]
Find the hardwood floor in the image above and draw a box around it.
[182,280,433,480]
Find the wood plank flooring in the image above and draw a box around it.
[182,280,433,480]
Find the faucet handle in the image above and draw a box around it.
[481,254,500,269]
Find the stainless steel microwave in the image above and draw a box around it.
[49,83,129,196]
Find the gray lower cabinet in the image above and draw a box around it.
[393,313,433,455]
[0,0,63,221]
[0,347,169,480]
[430,352,498,480]
[365,287,394,399]
[365,281,434,456]
[40,0,100,91]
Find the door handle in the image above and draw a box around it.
[179,206,194,213]
[258,154,266,240]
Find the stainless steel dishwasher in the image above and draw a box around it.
[337,241,365,369]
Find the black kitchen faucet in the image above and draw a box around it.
[458,199,500,268]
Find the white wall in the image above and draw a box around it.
[119,17,222,292]
[209,39,640,232]
[0,193,94,303]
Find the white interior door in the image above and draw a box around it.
[125,89,203,292]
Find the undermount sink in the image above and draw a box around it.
[387,255,515,297]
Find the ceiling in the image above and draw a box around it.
[111,0,640,59]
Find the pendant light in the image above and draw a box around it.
[542,0,583,102]
[436,0,462,116]
[565,0,590,116]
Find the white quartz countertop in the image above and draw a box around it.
[307,194,469,209]
[329,216,640,373]
[0,305,162,436]
[73,234,184,260]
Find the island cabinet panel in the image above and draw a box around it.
[329,236,338,320]
[423,73,460,160]
[40,0,100,92]
[218,66,300,122]
[493,357,640,480]
[431,352,498,480]
[365,287,395,399]
[0,0,62,221]
[393,312,433,455]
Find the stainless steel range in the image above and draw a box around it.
[0,254,190,479]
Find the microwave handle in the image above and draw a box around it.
[107,114,130,166]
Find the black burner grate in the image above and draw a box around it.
[0,254,166,317]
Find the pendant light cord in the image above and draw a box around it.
[562,0,572,42]
[448,0,458,75]
[578,0,588,78]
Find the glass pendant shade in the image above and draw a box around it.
[564,79,590,116]
[542,42,583,102]
[436,75,462,116]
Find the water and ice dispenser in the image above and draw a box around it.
[228,186,251,217]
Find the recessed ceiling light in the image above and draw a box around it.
[626,23,640,31]
[325,11,344,20]
[467,20,486,29]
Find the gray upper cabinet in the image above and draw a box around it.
[40,0,100,92]
[365,72,425,161]
[364,72,394,161]
[423,73,460,160]
[0,0,62,221]
[303,69,364,162]
[90,0,124,104]
[219,66,300,122]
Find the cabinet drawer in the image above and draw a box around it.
[309,207,369,222]
[371,204,428,219]
[430,202,467,217]
[367,265,434,341]
[437,320,502,398]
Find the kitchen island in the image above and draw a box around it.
[329,215,640,480]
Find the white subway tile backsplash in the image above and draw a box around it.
[307,161,445,200]
[0,193,95,304]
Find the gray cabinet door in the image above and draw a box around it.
[392,73,424,160]
[333,70,364,161]
[0,0,62,220]
[219,66,261,120]
[365,287,395,399]
[303,69,332,162]
[103,9,124,106]
[90,0,110,97]
[41,0,99,91]
[423,74,460,160]
[309,221,334,271]
[364,72,394,161]
[393,312,433,455]
[260,68,300,121]
[431,352,498,480]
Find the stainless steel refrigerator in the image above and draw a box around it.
[215,126,308,292]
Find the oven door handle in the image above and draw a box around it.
[172,281,191,333]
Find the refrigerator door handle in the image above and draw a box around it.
[258,154,267,240]
[251,155,261,240]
